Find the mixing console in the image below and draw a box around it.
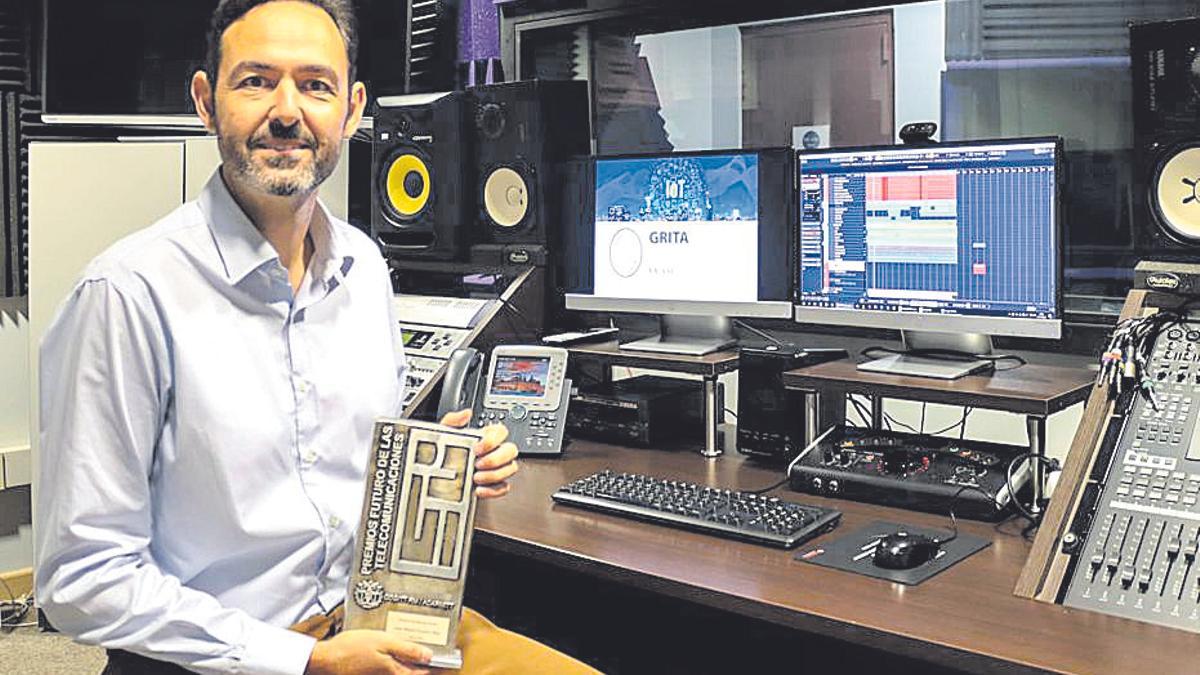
[1064,324,1200,632]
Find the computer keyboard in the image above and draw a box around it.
[552,470,842,548]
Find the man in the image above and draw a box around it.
[34,2,596,674]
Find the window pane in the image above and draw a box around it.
[518,0,1200,309]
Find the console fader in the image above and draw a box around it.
[1064,325,1200,632]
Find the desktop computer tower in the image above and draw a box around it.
[737,343,848,462]
[469,80,591,252]
[371,92,472,260]
[736,344,813,463]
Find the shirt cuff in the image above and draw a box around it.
[236,620,318,675]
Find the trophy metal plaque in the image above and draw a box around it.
[347,418,484,669]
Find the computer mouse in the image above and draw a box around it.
[872,531,942,570]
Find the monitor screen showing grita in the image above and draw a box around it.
[795,138,1061,340]
[562,149,794,354]
[564,148,793,319]
[593,153,762,304]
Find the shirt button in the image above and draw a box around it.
[302,448,318,463]
[329,515,341,529]
[297,380,310,394]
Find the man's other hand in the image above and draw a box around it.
[439,409,519,499]
[306,629,432,674]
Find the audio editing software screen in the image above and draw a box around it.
[797,141,1058,321]
[593,153,760,303]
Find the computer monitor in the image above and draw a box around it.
[563,148,794,355]
[795,138,1062,379]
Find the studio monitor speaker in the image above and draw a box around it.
[469,80,591,249]
[1132,18,1200,253]
[371,91,472,260]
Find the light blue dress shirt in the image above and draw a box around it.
[35,170,405,674]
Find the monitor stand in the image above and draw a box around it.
[857,330,993,380]
[620,316,736,356]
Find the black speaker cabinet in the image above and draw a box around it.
[469,80,591,248]
[1132,18,1200,254]
[371,91,472,260]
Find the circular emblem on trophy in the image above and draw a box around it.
[608,227,643,278]
[353,580,385,610]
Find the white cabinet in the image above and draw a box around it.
[24,138,348,502]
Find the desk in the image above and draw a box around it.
[473,442,1197,674]
[567,341,739,457]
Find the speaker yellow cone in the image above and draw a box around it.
[385,153,431,218]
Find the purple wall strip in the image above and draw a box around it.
[458,0,501,62]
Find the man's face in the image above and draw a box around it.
[194,1,365,197]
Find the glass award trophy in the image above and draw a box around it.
[346,418,484,669]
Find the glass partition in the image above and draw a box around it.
[516,0,1200,319]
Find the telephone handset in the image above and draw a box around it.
[437,345,571,456]
[437,347,486,419]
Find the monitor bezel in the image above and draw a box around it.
[792,136,1064,340]
[566,146,795,319]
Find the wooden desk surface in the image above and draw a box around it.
[782,359,1094,416]
[475,442,1198,675]
[567,341,739,377]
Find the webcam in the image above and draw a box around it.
[899,122,938,145]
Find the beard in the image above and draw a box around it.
[217,116,340,197]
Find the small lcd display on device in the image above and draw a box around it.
[402,330,431,349]
[489,357,551,398]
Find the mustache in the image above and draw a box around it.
[247,119,317,149]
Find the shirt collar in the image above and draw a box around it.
[307,201,355,288]
[199,169,354,286]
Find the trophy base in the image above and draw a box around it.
[430,649,463,670]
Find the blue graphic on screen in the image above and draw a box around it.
[595,154,758,223]
[797,142,1058,321]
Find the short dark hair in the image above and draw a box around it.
[204,0,359,88]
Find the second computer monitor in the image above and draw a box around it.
[795,138,1062,377]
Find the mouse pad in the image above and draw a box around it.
[794,520,990,585]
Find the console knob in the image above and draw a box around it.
[510,404,528,421]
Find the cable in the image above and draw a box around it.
[883,412,919,434]
[919,402,927,434]
[0,575,32,632]
[845,398,971,439]
[860,346,1026,370]
[922,406,972,438]
[1004,452,1062,523]
[847,394,873,428]
[723,408,738,420]
[746,476,790,495]
[936,482,1004,546]
[1098,292,1200,410]
[733,319,784,347]
[496,296,538,339]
